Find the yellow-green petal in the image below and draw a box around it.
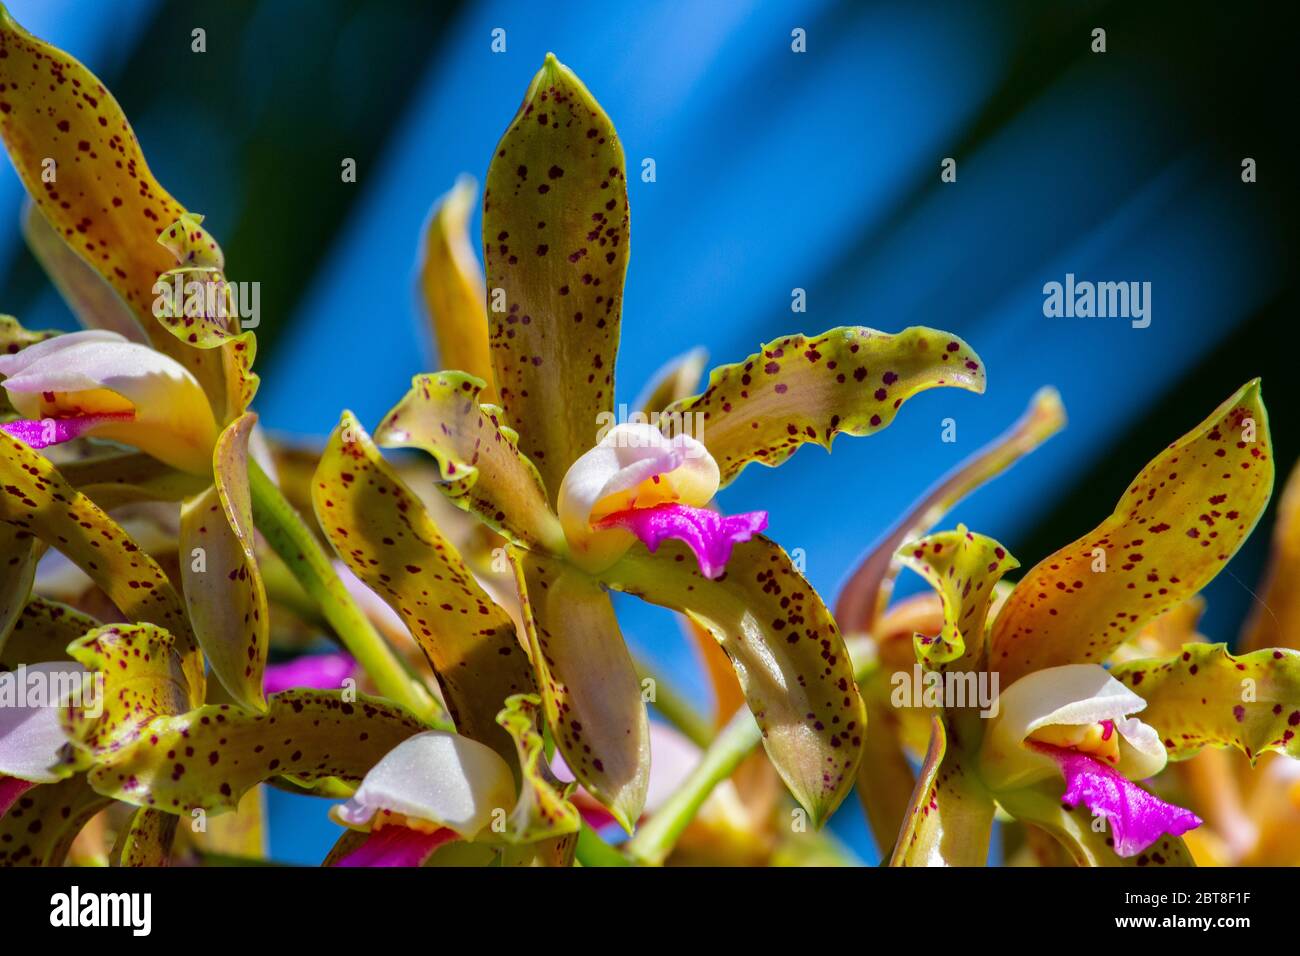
[0,774,110,866]
[59,450,211,512]
[836,387,1064,634]
[1240,458,1300,652]
[665,326,986,487]
[602,536,865,826]
[991,381,1273,685]
[0,521,35,649]
[0,598,97,668]
[87,691,425,813]
[483,54,629,499]
[314,411,535,762]
[114,807,178,867]
[420,176,496,401]
[180,414,269,711]
[896,526,1018,669]
[636,348,709,417]
[890,717,995,866]
[376,373,565,552]
[1112,643,1300,762]
[510,548,648,832]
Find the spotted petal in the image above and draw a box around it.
[314,411,535,761]
[0,431,204,697]
[56,624,193,784]
[376,373,565,552]
[0,773,110,866]
[0,598,97,669]
[601,536,865,825]
[115,807,179,867]
[495,693,581,844]
[635,348,709,416]
[0,520,36,650]
[510,549,649,832]
[890,717,995,866]
[664,326,985,487]
[180,414,269,711]
[836,387,1064,634]
[1112,644,1300,762]
[0,8,224,405]
[86,691,425,813]
[896,526,1018,668]
[991,381,1273,684]
[483,54,629,499]
[419,177,495,400]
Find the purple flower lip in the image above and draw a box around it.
[597,502,768,578]
[1032,742,1202,857]
[0,412,134,450]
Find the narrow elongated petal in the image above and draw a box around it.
[0,773,110,866]
[996,779,1196,867]
[314,412,535,761]
[890,717,995,866]
[0,8,225,403]
[602,536,865,825]
[1041,746,1201,857]
[332,730,516,840]
[510,549,648,832]
[1241,459,1300,652]
[0,330,220,474]
[0,431,204,697]
[86,691,425,812]
[664,326,986,487]
[1112,644,1300,762]
[376,373,565,552]
[180,415,268,711]
[22,201,146,343]
[420,177,495,400]
[896,526,1018,668]
[991,381,1273,684]
[484,54,629,498]
[836,387,1064,634]
[57,450,210,512]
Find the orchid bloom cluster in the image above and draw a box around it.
[0,6,1296,871]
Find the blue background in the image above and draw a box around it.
[4,0,1296,864]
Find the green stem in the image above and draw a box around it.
[624,636,878,866]
[625,707,761,866]
[248,459,448,728]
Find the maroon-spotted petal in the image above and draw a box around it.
[1039,745,1202,857]
[0,412,133,450]
[264,652,357,695]
[334,825,457,867]
[597,503,767,579]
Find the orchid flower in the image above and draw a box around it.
[858,381,1300,866]
[311,53,987,835]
